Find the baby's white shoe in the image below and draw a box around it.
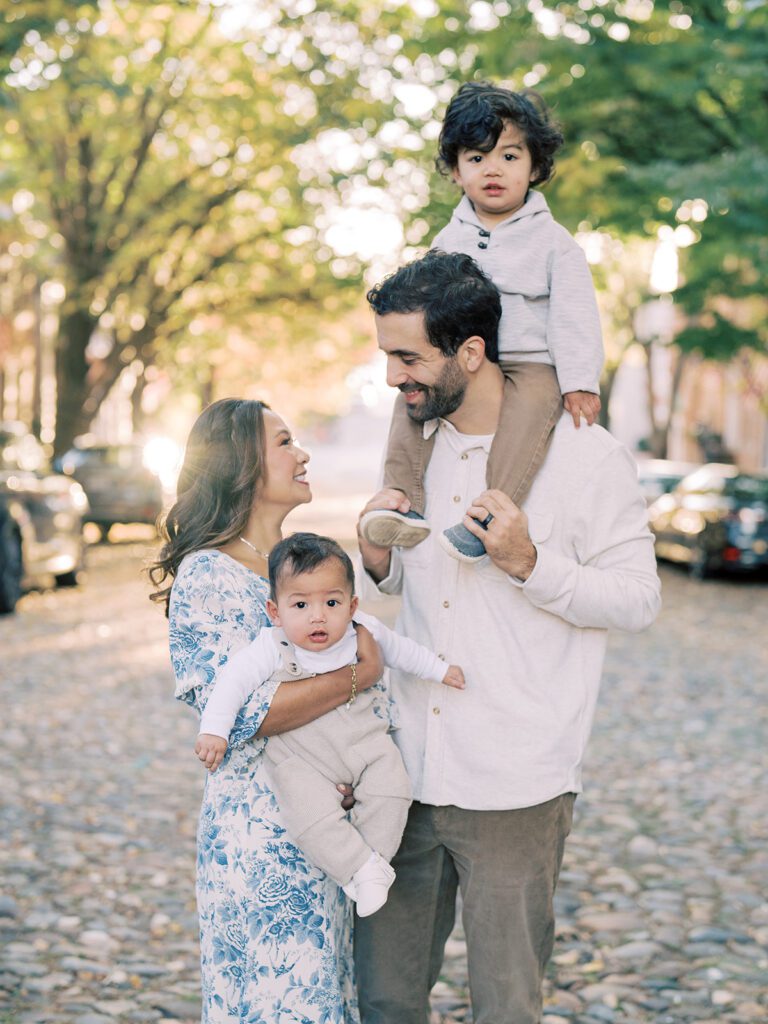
[342,852,395,917]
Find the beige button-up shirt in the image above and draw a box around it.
[361,414,661,811]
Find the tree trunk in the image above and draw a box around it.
[131,366,146,434]
[661,349,688,458]
[640,341,667,457]
[599,362,620,430]
[54,306,97,456]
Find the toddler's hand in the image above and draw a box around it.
[563,391,601,428]
[195,733,228,771]
[442,665,466,689]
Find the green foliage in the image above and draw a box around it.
[391,0,767,366]
[0,0,377,450]
[675,313,762,361]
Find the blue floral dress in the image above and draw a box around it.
[169,550,359,1023]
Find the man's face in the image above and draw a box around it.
[375,311,467,424]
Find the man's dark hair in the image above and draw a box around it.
[268,532,355,600]
[437,81,564,187]
[366,250,501,362]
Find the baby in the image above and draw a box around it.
[196,532,464,916]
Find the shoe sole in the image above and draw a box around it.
[437,531,487,564]
[360,512,430,549]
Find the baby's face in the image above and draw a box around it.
[268,559,357,652]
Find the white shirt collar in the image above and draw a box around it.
[423,417,494,454]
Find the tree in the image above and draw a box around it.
[3,0,765,456]
[0,0,380,452]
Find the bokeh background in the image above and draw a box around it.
[1,0,766,472]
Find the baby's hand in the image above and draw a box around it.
[195,733,228,772]
[442,665,466,689]
[563,391,601,428]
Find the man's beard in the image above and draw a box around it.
[402,358,467,423]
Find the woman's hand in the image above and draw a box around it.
[336,783,356,811]
[353,623,384,691]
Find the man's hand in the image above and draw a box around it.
[563,391,601,429]
[464,490,538,581]
[357,488,409,582]
[442,665,466,690]
[195,733,228,772]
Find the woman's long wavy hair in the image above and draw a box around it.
[149,398,270,614]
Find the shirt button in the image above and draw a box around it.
[461,453,468,460]
[478,241,488,249]
[453,495,461,503]
[432,707,441,715]
[443,600,450,608]
[479,229,490,237]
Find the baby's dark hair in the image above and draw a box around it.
[268,532,355,600]
[367,249,500,362]
[437,81,564,187]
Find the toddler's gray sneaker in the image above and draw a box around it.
[359,509,430,549]
[438,517,491,563]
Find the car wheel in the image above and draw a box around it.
[55,569,79,588]
[689,546,708,580]
[0,515,23,614]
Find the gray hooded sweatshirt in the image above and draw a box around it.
[432,190,603,395]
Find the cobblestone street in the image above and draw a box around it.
[1,539,767,1024]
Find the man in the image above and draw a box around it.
[354,250,661,1024]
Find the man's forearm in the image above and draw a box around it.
[521,544,660,633]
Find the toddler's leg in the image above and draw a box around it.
[488,363,563,504]
[359,393,434,549]
[439,363,562,563]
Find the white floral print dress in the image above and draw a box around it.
[169,550,359,1023]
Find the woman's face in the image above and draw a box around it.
[257,410,311,511]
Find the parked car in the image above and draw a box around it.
[636,459,702,504]
[55,443,164,540]
[0,422,89,614]
[648,463,768,577]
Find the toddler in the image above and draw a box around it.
[196,532,464,917]
[360,81,603,562]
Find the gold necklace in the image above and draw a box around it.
[239,536,271,560]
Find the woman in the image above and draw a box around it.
[150,398,382,1023]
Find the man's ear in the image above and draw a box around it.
[266,599,281,625]
[460,335,487,372]
[350,595,359,618]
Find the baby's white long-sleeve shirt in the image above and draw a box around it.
[198,609,448,740]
